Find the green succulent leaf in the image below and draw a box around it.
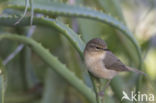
[0,16,85,56]
[0,34,96,103]
[6,1,142,66]
[0,16,134,103]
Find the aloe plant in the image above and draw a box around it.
[0,0,153,103]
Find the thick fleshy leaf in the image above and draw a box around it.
[0,34,96,103]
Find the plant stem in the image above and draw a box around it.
[89,73,103,103]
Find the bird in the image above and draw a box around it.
[83,38,145,92]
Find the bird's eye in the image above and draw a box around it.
[96,47,101,49]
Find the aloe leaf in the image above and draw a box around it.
[0,16,132,103]
[7,1,142,66]
[0,34,96,103]
[98,0,125,22]
[0,16,85,56]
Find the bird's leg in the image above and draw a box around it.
[104,79,111,90]
[98,79,112,96]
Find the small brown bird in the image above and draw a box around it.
[84,38,145,88]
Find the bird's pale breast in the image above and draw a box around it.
[84,52,117,79]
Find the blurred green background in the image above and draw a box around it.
[0,0,156,103]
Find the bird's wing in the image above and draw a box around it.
[103,51,129,71]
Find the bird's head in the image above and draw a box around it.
[84,38,108,54]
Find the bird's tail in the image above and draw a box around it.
[126,66,147,76]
